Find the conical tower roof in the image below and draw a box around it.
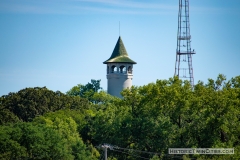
[103,36,136,64]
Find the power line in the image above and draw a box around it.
[97,144,191,160]
[112,149,150,160]
[114,146,162,155]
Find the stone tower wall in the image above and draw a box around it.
[106,63,133,98]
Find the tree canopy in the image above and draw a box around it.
[0,87,90,124]
[1,75,240,159]
[66,79,102,103]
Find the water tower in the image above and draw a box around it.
[103,36,136,97]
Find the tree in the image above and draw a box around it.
[86,75,240,159]
[66,79,102,103]
[33,110,100,160]
[0,113,100,160]
[0,98,20,124]
[1,75,240,160]
[0,125,26,159]
[0,122,73,159]
[0,87,90,123]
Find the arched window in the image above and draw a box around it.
[128,66,132,74]
[111,65,117,73]
[120,65,126,73]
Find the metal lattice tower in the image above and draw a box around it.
[174,0,196,87]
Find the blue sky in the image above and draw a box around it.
[0,0,240,96]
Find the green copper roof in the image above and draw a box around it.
[103,36,137,64]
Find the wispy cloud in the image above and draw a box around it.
[0,3,58,14]
[0,0,72,14]
[72,6,175,15]
[0,0,178,15]
[0,0,227,15]
[75,0,177,10]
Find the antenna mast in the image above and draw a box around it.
[119,21,120,36]
[174,0,196,88]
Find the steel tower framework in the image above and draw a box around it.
[174,0,196,87]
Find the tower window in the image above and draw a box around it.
[111,65,117,73]
[128,66,132,74]
[120,65,126,73]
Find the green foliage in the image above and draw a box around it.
[0,87,90,124]
[0,125,26,159]
[66,79,102,103]
[150,155,162,160]
[92,90,120,105]
[34,109,87,140]
[0,122,71,159]
[1,75,240,160]
[0,115,99,159]
[33,110,99,160]
[0,98,20,124]
[81,74,240,159]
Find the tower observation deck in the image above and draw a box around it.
[174,0,196,88]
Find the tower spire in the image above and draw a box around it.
[174,0,196,88]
